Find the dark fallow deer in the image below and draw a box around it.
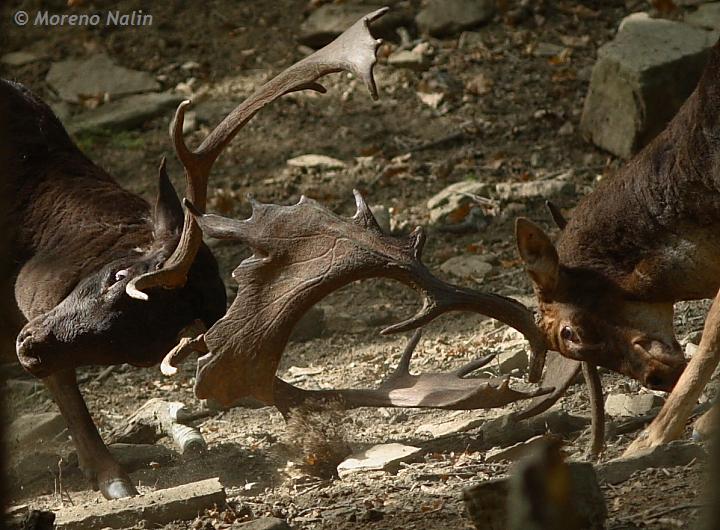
[516,39,720,455]
[2,8,444,499]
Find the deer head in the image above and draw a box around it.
[15,158,225,377]
[180,191,548,409]
[515,214,685,391]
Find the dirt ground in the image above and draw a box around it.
[0,0,716,529]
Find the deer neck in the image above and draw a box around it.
[557,81,720,303]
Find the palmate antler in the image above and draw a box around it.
[176,191,548,409]
[126,8,388,300]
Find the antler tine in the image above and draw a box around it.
[379,270,548,380]
[126,8,388,300]
[273,330,552,413]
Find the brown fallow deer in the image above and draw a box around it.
[4,8,548,499]
[515,39,720,455]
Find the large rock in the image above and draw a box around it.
[685,3,720,31]
[55,478,226,530]
[69,92,183,133]
[416,0,495,37]
[580,14,717,158]
[47,53,160,103]
[298,3,413,48]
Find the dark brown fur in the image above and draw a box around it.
[0,79,226,498]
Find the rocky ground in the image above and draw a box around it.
[2,0,720,528]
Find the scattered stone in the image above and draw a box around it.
[439,255,493,282]
[7,412,66,448]
[181,60,201,71]
[558,121,574,136]
[426,180,491,226]
[485,434,556,463]
[55,477,226,530]
[686,342,699,357]
[286,154,347,170]
[47,53,160,103]
[685,3,720,31]
[597,440,706,484]
[387,50,429,71]
[1,51,45,66]
[337,443,422,477]
[69,92,183,134]
[233,517,291,530]
[495,348,528,375]
[458,31,485,49]
[684,330,703,345]
[290,305,326,342]
[481,408,589,449]
[416,91,444,109]
[494,178,574,201]
[298,3,412,48]
[369,204,391,233]
[415,416,484,437]
[580,15,717,158]
[533,42,564,57]
[416,0,495,37]
[465,72,493,96]
[107,443,175,472]
[604,393,664,417]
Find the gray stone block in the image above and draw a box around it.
[580,14,717,158]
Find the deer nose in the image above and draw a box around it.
[643,361,685,391]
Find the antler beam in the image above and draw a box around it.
[272,330,551,413]
[127,8,388,300]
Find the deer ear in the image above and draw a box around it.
[515,218,559,294]
[153,158,184,238]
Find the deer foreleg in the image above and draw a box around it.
[44,369,137,499]
[624,288,720,456]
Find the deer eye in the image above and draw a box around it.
[560,325,579,343]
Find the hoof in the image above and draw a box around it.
[100,478,138,500]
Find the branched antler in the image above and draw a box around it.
[184,191,547,408]
[127,8,388,300]
[273,329,551,413]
